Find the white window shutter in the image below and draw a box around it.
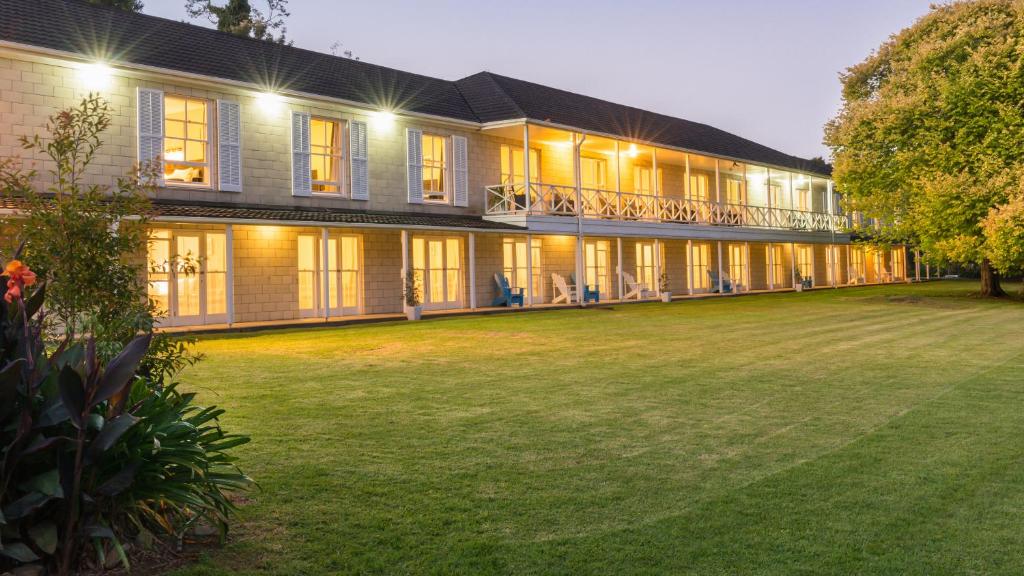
[137,87,164,185]
[291,111,311,197]
[349,120,368,201]
[452,135,468,207]
[406,128,423,204]
[217,100,242,192]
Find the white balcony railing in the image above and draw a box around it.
[485,183,847,233]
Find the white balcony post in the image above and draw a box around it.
[652,147,659,220]
[687,239,694,296]
[654,238,662,297]
[321,227,330,320]
[525,233,533,306]
[684,154,691,199]
[575,235,585,306]
[717,241,724,293]
[790,242,798,289]
[715,159,721,204]
[523,124,531,211]
[468,232,477,309]
[915,249,922,282]
[617,236,624,301]
[831,245,838,288]
[767,242,775,291]
[789,172,795,211]
[846,244,852,284]
[225,224,234,326]
[744,241,751,292]
[401,229,409,309]
[614,140,622,217]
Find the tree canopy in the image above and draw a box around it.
[825,0,1024,295]
[185,0,291,44]
[88,0,143,11]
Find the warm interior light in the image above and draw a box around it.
[627,143,638,158]
[77,62,112,92]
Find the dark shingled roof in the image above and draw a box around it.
[0,0,830,176]
[0,0,480,121]
[456,72,831,176]
[0,196,523,230]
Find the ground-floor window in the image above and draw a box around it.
[584,240,612,296]
[825,246,837,286]
[503,237,543,302]
[892,248,905,280]
[797,245,814,284]
[728,244,747,289]
[413,236,462,309]
[148,229,228,326]
[635,241,656,292]
[297,233,363,317]
[690,242,711,291]
[768,244,786,287]
[852,248,866,281]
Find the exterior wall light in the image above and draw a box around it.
[76,62,113,92]
[257,91,282,115]
[370,110,396,130]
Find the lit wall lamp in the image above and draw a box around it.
[256,91,283,115]
[76,62,113,92]
[370,109,396,130]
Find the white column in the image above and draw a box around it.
[684,154,691,199]
[321,227,330,320]
[575,235,584,305]
[652,147,660,220]
[617,236,624,301]
[687,239,694,296]
[926,261,931,280]
[717,241,724,293]
[468,232,477,309]
[767,242,775,291]
[847,244,852,284]
[401,229,409,308]
[915,249,921,282]
[831,245,838,288]
[714,159,721,204]
[790,242,798,288]
[744,241,751,292]
[525,233,533,306]
[523,124,531,211]
[225,224,234,326]
[654,238,662,297]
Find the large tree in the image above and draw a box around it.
[185,0,291,44]
[825,0,1024,296]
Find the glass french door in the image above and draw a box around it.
[147,229,228,326]
[298,233,363,317]
[502,237,542,303]
[500,145,540,184]
[635,242,656,292]
[826,246,838,285]
[728,244,747,289]
[413,237,462,310]
[892,248,905,280]
[584,240,611,296]
[690,242,711,291]
[852,248,866,282]
[768,245,786,287]
[797,245,814,283]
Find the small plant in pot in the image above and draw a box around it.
[403,273,422,321]
[659,271,672,302]
[794,270,804,292]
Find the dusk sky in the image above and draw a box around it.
[141,0,935,160]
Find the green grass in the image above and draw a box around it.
[170,280,1024,575]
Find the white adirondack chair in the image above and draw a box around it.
[847,266,864,285]
[879,266,893,283]
[621,272,649,300]
[551,273,577,304]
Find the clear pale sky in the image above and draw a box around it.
[141,0,935,160]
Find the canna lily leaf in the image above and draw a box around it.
[0,541,39,563]
[19,468,63,498]
[28,520,57,555]
[20,434,70,456]
[2,491,54,520]
[86,414,140,462]
[23,280,45,319]
[96,462,140,496]
[58,365,85,428]
[92,332,152,408]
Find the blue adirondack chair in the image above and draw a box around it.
[569,273,600,303]
[491,273,524,307]
[707,270,734,293]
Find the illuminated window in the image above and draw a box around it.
[163,95,209,185]
[725,179,743,205]
[580,157,608,190]
[503,237,543,302]
[311,118,345,194]
[689,173,708,201]
[797,245,814,281]
[634,167,663,195]
[728,244,747,287]
[690,242,711,291]
[500,145,540,184]
[769,245,786,287]
[422,134,449,202]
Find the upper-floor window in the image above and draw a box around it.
[580,157,607,190]
[725,179,743,205]
[164,95,210,186]
[422,133,449,202]
[689,173,708,201]
[311,117,345,194]
[500,145,541,184]
[633,167,662,195]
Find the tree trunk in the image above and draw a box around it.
[979,259,1006,297]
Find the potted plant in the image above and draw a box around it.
[794,271,804,292]
[404,273,422,321]
[659,271,672,302]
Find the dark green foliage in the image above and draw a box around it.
[87,0,144,11]
[0,265,251,575]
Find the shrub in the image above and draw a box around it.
[0,259,251,575]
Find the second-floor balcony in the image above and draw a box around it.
[486,183,847,233]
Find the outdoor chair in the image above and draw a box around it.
[707,270,734,293]
[569,273,600,303]
[622,271,650,300]
[491,273,524,308]
[848,266,865,285]
[551,273,577,305]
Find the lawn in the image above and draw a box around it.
[171,280,1024,576]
